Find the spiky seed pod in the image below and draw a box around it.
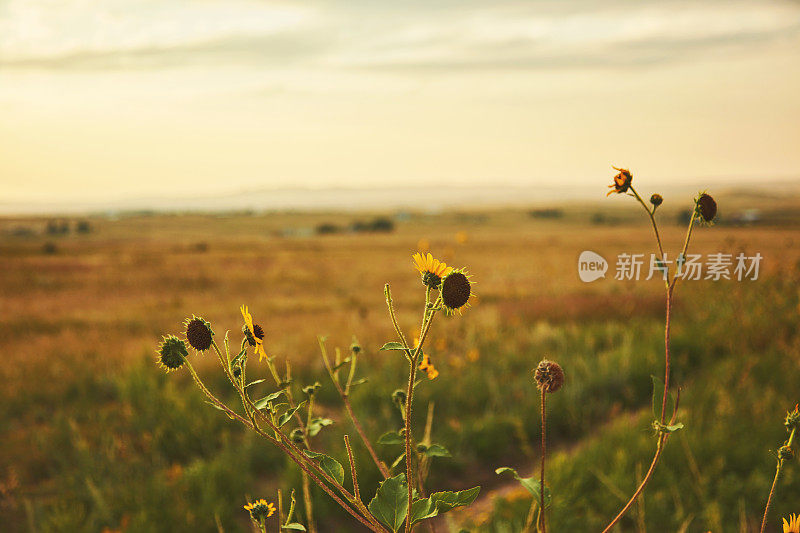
[650,194,663,207]
[534,359,565,394]
[157,335,188,371]
[785,405,800,432]
[441,270,472,313]
[185,316,213,351]
[696,193,717,223]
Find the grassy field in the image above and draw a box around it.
[2,190,800,532]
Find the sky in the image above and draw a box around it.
[1,0,799,208]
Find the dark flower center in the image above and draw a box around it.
[441,272,471,309]
[186,318,213,351]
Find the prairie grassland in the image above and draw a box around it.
[1,193,799,532]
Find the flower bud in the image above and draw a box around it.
[650,194,663,207]
[696,193,717,223]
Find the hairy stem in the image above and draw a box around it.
[760,427,797,533]
[539,389,547,533]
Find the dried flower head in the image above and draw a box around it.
[157,335,188,371]
[650,194,663,207]
[533,359,565,393]
[413,252,453,289]
[243,499,275,522]
[695,193,717,223]
[607,167,633,196]
[441,269,473,314]
[184,315,213,351]
[778,445,795,461]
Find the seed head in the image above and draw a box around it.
[533,359,565,394]
[650,194,663,207]
[441,270,472,314]
[157,335,188,371]
[185,316,213,351]
[696,193,717,223]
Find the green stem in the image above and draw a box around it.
[760,427,797,533]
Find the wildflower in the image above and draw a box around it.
[695,193,717,223]
[240,305,267,361]
[244,499,276,522]
[157,335,188,371]
[533,359,565,393]
[414,336,439,379]
[419,353,439,380]
[607,167,633,196]
[184,315,213,351]
[413,252,453,290]
[440,269,473,314]
[784,513,800,533]
[650,194,663,208]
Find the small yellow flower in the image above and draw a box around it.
[412,252,453,289]
[784,513,800,533]
[419,354,439,380]
[244,499,276,522]
[414,336,439,380]
[240,305,267,362]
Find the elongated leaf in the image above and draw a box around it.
[304,451,345,486]
[368,474,408,532]
[390,453,406,472]
[495,467,551,507]
[306,417,334,437]
[278,401,306,428]
[282,524,306,531]
[254,391,285,411]
[419,444,451,458]
[378,431,404,446]
[379,342,407,351]
[409,487,480,524]
[245,379,266,388]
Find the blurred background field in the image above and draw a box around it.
[2,188,800,532]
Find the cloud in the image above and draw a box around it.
[0,0,798,73]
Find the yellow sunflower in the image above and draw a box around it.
[240,305,267,362]
[243,499,276,522]
[784,513,800,533]
[412,252,453,289]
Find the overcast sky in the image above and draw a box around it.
[1,0,799,205]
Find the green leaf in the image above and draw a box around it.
[332,358,352,371]
[380,342,407,351]
[419,444,451,458]
[368,474,408,532]
[409,487,480,524]
[245,379,266,388]
[665,423,684,432]
[230,346,247,368]
[303,451,345,486]
[282,524,306,531]
[349,378,368,388]
[495,468,551,507]
[307,417,334,437]
[254,391,285,410]
[378,431,404,446]
[278,401,306,428]
[205,401,225,411]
